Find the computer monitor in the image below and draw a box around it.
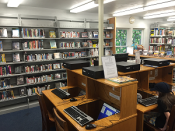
[97,103,120,120]
[112,53,128,62]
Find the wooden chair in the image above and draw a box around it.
[144,105,175,131]
[35,88,55,131]
[53,107,69,131]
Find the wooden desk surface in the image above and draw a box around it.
[42,89,137,131]
[70,69,138,88]
[129,54,175,61]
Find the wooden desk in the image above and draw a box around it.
[129,54,175,61]
[117,64,175,131]
[42,68,138,131]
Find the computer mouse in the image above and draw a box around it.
[70,97,77,102]
[85,124,96,130]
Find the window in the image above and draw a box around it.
[116,29,127,54]
[132,29,142,49]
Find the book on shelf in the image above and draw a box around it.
[0,28,8,38]
[88,32,93,38]
[0,41,3,51]
[54,53,61,59]
[93,31,98,38]
[105,48,111,56]
[81,32,88,38]
[82,42,88,47]
[17,76,24,85]
[12,42,20,50]
[49,30,56,38]
[12,28,20,38]
[13,53,20,62]
[50,40,57,49]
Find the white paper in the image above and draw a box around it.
[135,51,140,64]
[106,110,112,116]
[102,56,118,79]
[13,30,19,37]
[127,47,133,55]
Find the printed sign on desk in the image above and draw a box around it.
[102,56,118,79]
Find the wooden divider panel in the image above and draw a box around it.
[120,83,137,119]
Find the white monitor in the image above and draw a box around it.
[127,47,133,55]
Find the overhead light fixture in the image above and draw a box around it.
[167,16,175,21]
[144,1,175,11]
[7,0,22,7]
[167,18,175,21]
[113,7,143,16]
[70,0,115,13]
[113,0,175,17]
[143,11,175,19]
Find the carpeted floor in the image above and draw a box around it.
[0,106,55,131]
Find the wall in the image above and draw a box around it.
[0,4,110,21]
[0,4,165,50]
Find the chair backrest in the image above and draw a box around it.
[38,94,51,130]
[53,108,69,131]
[167,105,175,131]
[35,88,40,97]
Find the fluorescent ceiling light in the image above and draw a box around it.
[113,7,143,16]
[143,12,175,19]
[167,18,175,21]
[113,0,175,17]
[144,1,175,11]
[70,0,115,13]
[145,10,174,16]
[7,0,22,7]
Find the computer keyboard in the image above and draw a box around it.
[51,88,70,99]
[64,106,94,126]
[138,96,158,107]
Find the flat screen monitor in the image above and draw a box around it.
[112,53,128,62]
[97,103,120,120]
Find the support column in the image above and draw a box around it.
[98,0,104,65]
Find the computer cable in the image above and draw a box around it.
[57,95,86,106]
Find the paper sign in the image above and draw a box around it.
[135,51,140,64]
[102,56,118,79]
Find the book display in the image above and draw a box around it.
[0,17,114,115]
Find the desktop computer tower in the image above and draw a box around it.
[63,60,90,70]
[82,66,104,79]
[116,62,140,72]
[143,58,170,67]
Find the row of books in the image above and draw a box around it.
[149,45,175,52]
[141,50,174,58]
[26,74,54,85]
[0,65,11,76]
[60,31,111,38]
[151,28,175,36]
[151,28,166,36]
[22,28,45,38]
[0,90,14,100]
[150,38,166,43]
[25,63,61,73]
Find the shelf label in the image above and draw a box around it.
[82,83,86,87]
[109,92,120,101]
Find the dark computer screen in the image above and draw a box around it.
[112,53,128,62]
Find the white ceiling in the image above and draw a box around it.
[0,0,175,18]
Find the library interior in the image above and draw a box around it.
[0,0,175,131]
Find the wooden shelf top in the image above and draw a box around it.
[70,69,138,88]
[129,54,175,61]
